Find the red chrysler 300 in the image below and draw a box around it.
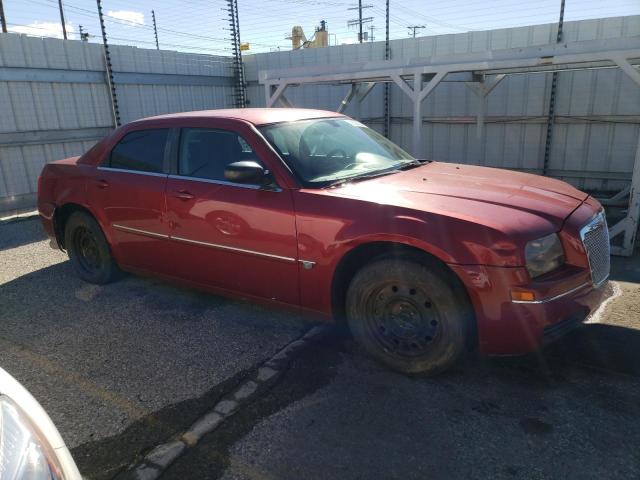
[38,108,611,375]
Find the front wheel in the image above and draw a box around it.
[346,258,472,375]
[64,211,121,284]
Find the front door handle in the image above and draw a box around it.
[172,190,194,200]
[96,179,109,189]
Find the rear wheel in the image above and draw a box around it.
[346,258,472,375]
[65,211,120,284]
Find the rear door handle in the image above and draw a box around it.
[172,190,194,200]
[96,179,109,189]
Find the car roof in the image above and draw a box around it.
[141,108,344,126]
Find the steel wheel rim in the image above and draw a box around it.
[73,226,102,274]
[363,282,443,357]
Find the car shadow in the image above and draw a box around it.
[481,322,640,381]
[0,217,48,251]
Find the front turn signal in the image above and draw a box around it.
[511,290,536,302]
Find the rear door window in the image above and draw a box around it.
[107,129,169,173]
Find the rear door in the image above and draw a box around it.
[164,127,299,305]
[88,128,172,274]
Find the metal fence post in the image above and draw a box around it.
[227,0,246,108]
[383,0,391,138]
[0,0,8,33]
[96,0,120,127]
[57,0,67,39]
[542,0,565,175]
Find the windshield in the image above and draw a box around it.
[259,118,416,187]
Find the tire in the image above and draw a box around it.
[346,257,472,375]
[64,211,120,284]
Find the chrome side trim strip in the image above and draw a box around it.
[511,281,595,304]
[97,166,167,178]
[111,224,297,263]
[168,174,260,190]
[171,235,296,263]
[167,175,282,192]
[112,223,169,239]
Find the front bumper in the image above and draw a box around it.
[449,196,610,355]
[450,263,608,355]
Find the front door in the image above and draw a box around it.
[165,127,299,305]
[88,128,171,274]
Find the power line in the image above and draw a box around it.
[22,0,236,48]
[393,3,468,31]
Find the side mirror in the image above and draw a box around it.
[224,161,266,185]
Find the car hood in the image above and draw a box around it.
[322,162,588,232]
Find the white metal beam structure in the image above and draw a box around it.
[259,36,640,256]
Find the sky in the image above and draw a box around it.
[3,0,640,55]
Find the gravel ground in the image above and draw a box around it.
[2,216,640,480]
[0,217,311,478]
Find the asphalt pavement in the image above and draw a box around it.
[1,217,640,479]
[0,217,311,479]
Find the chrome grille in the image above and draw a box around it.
[580,211,610,287]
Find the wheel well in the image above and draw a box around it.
[53,203,95,249]
[331,241,478,349]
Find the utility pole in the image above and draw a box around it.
[542,0,565,175]
[58,0,67,39]
[79,25,89,41]
[368,25,375,42]
[151,10,159,50]
[0,0,7,33]
[408,25,425,38]
[347,2,372,43]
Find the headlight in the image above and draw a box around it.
[525,233,564,278]
[0,395,63,479]
[0,367,82,480]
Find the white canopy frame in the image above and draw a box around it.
[260,37,640,256]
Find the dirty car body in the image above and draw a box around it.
[37,108,610,371]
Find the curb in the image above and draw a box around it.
[114,324,329,480]
[0,210,39,224]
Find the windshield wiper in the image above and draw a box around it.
[397,159,428,170]
[324,168,401,188]
[323,160,429,188]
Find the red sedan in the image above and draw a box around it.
[37,108,610,375]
